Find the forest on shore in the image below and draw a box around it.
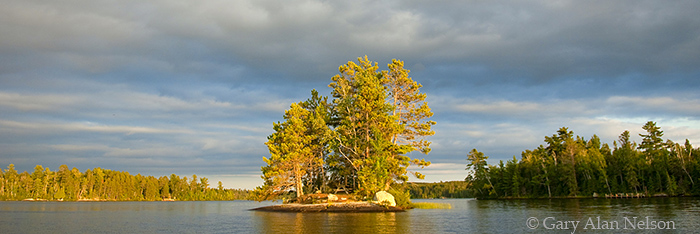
[407,181,470,199]
[466,121,700,199]
[0,164,249,201]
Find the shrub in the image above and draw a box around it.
[388,187,412,208]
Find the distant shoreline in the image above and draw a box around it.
[478,193,698,200]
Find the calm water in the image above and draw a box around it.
[1,198,699,233]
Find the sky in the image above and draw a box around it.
[1,0,699,189]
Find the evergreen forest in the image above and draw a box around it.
[0,164,249,201]
[407,181,471,199]
[466,121,700,199]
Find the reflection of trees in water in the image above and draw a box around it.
[253,211,410,233]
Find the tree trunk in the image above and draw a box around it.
[541,159,552,198]
[486,176,498,197]
[294,165,304,198]
[320,158,326,193]
[678,146,694,185]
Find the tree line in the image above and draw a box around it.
[0,164,249,201]
[466,121,700,199]
[253,56,435,201]
[406,181,471,199]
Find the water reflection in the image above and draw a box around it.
[2,198,699,233]
[253,211,409,233]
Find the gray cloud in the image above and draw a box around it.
[1,0,699,188]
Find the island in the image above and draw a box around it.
[251,192,406,212]
[251,202,405,213]
[250,57,432,211]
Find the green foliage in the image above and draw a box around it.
[468,121,700,199]
[407,181,471,198]
[0,164,250,201]
[465,149,496,198]
[330,56,400,196]
[387,186,412,208]
[54,188,65,200]
[262,102,323,198]
[259,56,435,200]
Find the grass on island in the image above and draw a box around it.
[411,202,452,209]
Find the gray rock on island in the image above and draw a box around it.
[372,191,396,207]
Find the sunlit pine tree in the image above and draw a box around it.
[262,103,320,198]
[383,59,433,185]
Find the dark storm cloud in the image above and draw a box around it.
[1,0,699,187]
[405,0,700,77]
[4,0,699,87]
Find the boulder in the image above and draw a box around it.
[327,194,338,202]
[373,191,396,207]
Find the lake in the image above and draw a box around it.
[1,197,698,233]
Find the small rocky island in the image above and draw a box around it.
[251,191,405,213]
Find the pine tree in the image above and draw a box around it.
[5,164,18,197]
[639,121,671,193]
[262,103,320,198]
[466,149,496,198]
[329,56,401,196]
[299,90,334,193]
[383,59,433,183]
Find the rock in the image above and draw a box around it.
[373,191,396,207]
[327,194,338,202]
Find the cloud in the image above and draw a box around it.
[409,163,467,182]
[0,119,192,136]
[0,92,82,111]
[605,96,700,118]
[1,0,700,188]
[433,94,700,122]
[427,93,700,167]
